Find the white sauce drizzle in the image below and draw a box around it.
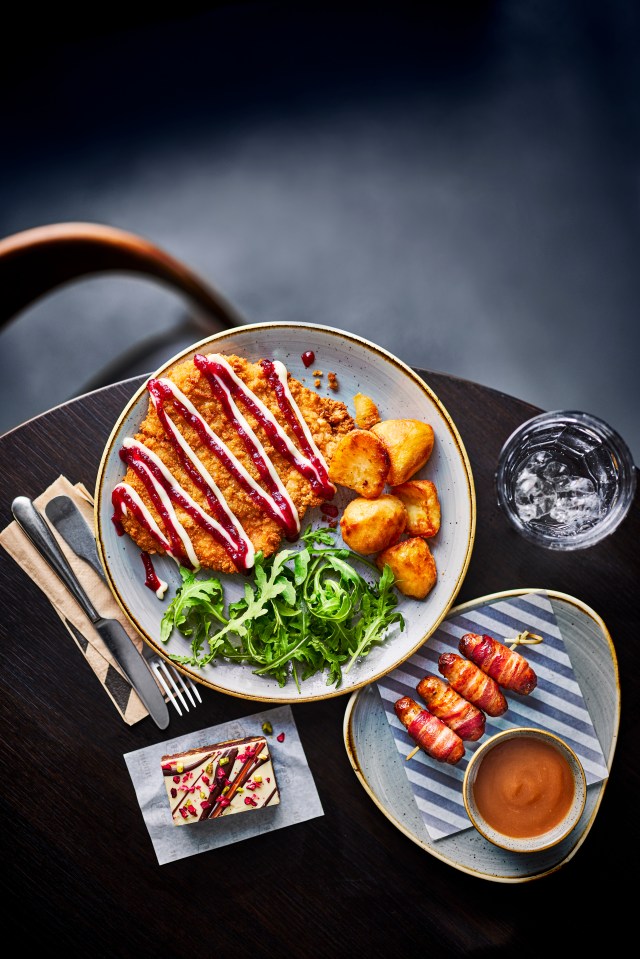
[151,382,256,565]
[272,358,333,485]
[204,357,300,531]
[212,353,328,490]
[112,481,172,551]
[116,354,334,574]
[121,439,203,569]
[154,577,169,600]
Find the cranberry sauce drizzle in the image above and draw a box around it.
[260,359,335,496]
[151,372,297,541]
[301,350,315,368]
[320,503,339,518]
[147,378,253,569]
[141,551,166,597]
[114,351,336,572]
[196,354,332,500]
[112,482,175,557]
[118,439,252,571]
[117,444,196,567]
[194,354,301,537]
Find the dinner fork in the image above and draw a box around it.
[141,643,202,716]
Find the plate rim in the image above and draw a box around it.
[94,321,477,702]
[342,586,620,882]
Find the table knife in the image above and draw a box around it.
[11,495,170,730]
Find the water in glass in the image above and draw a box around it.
[496,411,636,550]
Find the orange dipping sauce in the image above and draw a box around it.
[472,736,575,838]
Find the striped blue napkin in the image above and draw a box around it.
[376,591,609,841]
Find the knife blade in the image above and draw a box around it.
[45,494,105,580]
[11,496,170,730]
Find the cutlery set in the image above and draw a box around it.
[45,495,202,718]
[11,494,201,729]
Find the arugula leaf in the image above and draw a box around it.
[343,563,405,673]
[160,525,405,688]
[159,566,226,659]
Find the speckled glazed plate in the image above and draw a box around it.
[343,588,619,881]
[95,322,475,703]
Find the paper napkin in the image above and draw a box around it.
[376,591,609,841]
[0,475,155,725]
[124,704,324,865]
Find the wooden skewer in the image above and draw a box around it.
[507,629,544,650]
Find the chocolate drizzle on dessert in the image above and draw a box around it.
[206,745,269,819]
[161,737,279,824]
[196,747,240,819]
[162,751,218,777]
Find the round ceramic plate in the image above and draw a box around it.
[343,588,619,882]
[95,322,476,702]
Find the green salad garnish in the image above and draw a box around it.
[160,526,405,690]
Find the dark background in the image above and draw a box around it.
[1,1,639,461]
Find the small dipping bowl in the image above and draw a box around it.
[462,727,587,853]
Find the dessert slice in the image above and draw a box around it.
[161,734,280,825]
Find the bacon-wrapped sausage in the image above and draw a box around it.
[438,653,508,717]
[416,675,486,741]
[394,696,465,765]
[459,632,537,695]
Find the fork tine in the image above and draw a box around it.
[162,662,191,713]
[152,661,188,715]
[151,662,182,715]
[180,671,202,704]
[172,669,198,708]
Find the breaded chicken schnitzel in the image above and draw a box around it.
[112,352,354,574]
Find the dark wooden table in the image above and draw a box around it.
[1,370,637,956]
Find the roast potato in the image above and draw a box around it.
[353,392,381,430]
[340,494,407,554]
[328,429,390,498]
[371,419,435,485]
[392,479,441,538]
[376,537,437,599]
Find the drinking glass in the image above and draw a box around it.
[495,410,636,550]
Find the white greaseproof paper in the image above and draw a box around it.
[124,704,323,864]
